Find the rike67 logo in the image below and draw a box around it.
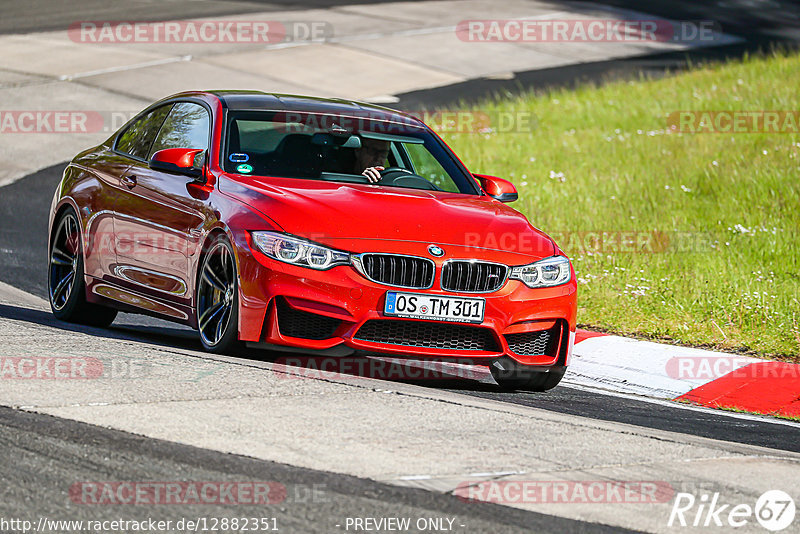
[669,490,795,531]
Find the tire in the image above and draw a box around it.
[48,208,117,327]
[196,234,241,354]
[490,357,565,392]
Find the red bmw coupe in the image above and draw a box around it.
[48,91,577,391]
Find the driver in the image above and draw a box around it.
[355,138,390,183]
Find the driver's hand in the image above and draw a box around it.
[362,166,384,183]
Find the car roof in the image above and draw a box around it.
[169,90,421,126]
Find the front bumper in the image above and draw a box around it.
[235,240,577,368]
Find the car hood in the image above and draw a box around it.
[219,175,555,261]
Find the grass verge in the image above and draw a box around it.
[440,51,800,361]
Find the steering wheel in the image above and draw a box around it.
[379,167,439,191]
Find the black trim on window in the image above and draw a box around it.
[112,97,215,168]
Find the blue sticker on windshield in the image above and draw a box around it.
[236,164,253,174]
[229,153,249,163]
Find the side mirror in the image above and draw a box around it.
[474,174,518,202]
[149,148,205,180]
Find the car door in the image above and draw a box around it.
[112,101,210,304]
[78,149,134,282]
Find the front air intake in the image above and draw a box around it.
[355,319,500,351]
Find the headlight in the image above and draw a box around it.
[251,231,350,270]
[509,255,571,288]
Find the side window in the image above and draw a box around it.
[149,102,210,158]
[403,142,460,192]
[116,105,172,160]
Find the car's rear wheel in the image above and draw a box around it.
[490,357,565,392]
[48,208,117,327]
[196,235,241,353]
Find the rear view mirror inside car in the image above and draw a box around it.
[311,132,362,148]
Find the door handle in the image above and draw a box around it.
[121,175,137,188]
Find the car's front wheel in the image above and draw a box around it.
[48,208,117,327]
[490,357,565,392]
[196,234,241,353]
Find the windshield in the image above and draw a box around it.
[222,110,479,194]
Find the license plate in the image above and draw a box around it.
[384,292,485,324]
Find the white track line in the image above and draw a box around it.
[58,55,193,81]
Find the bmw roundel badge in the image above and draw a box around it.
[428,245,445,257]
